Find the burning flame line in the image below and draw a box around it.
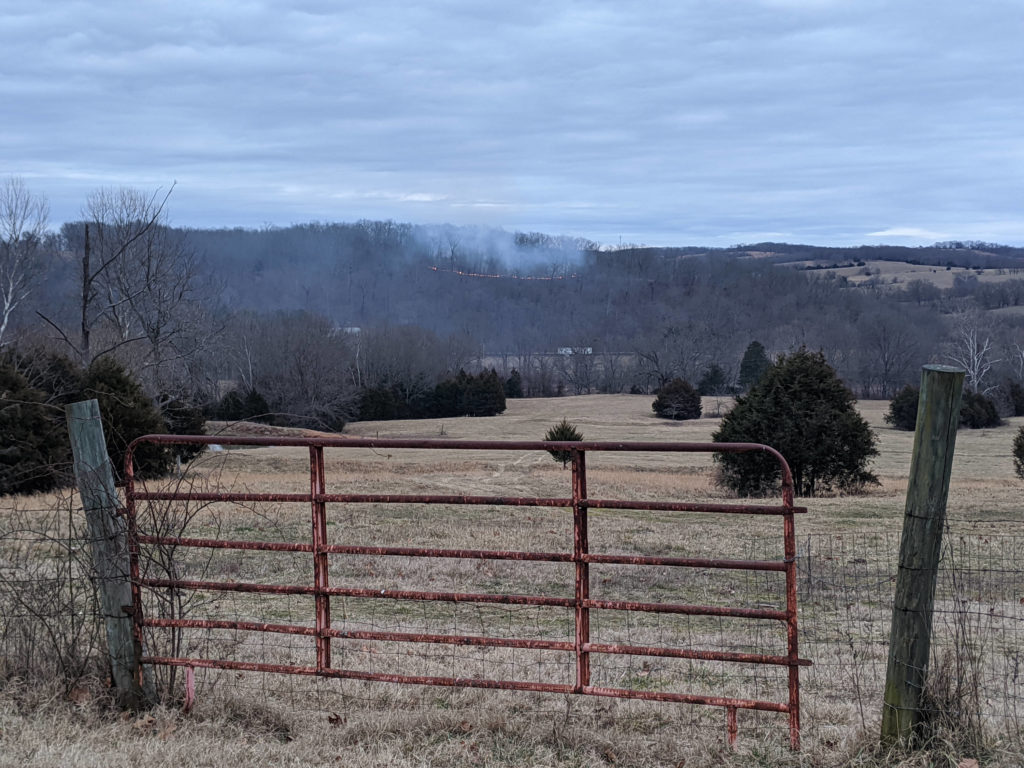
[429,265,578,281]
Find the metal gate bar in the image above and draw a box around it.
[125,436,809,748]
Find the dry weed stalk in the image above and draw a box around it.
[0,490,104,695]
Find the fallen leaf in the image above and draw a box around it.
[958,760,979,768]
[327,712,345,726]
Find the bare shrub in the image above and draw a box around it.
[0,492,105,695]
[0,449,226,709]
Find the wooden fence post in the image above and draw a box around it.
[881,365,964,742]
[66,399,149,709]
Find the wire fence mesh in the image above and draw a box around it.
[2,492,1022,750]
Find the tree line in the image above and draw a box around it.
[3,178,1024,468]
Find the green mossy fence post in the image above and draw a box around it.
[66,399,150,709]
[881,365,965,743]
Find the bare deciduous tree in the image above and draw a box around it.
[946,312,1001,394]
[40,186,174,365]
[251,312,357,428]
[860,317,921,398]
[91,189,209,395]
[1012,341,1024,383]
[39,185,213,399]
[0,177,49,347]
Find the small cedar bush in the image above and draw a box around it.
[1,350,210,494]
[886,386,1002,430]
[885,385,920,430]
[81,357,171,480]
[713,348,877,497]
[0,362,70,495]
[959,391,1002,429]
[652,378,702,420]
[210,388,271,422]
[544,418,582,468]
[160,396,208,463]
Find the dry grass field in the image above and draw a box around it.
[1,395,1022,767]
[790,260,1024,291]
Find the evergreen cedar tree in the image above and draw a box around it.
[738,341,771,391]
[78,358,179,479]
[1009,381,1024,417]
[651,378,702,420]
[712,348,878,497]
[959,391,1002,428]
[696,364,731,396]
[160,397,208,458]
[544,418,583,468]
[504,368,524,398]
[885,385,1002,430]
[1013,427,1024,480]
[0,354,206,495]
[0,363,69,495]
[358,368,506,421]
[209,388,271,423]
[884,385,920,431]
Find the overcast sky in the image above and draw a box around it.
[2,0,1022,247]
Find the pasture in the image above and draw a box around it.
[792,259,1024,291]
[1,395,1022,767]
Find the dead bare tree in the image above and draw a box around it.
[38,185,213,400]
[39,186,175,366]
[99,227,208,394]
[945,312,1001,394]
[0,177,50,347]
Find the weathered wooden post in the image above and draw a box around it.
[881,365,964,742]
[66,399,148,709]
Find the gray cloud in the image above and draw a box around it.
[1,0,1022,245]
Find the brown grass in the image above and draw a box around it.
[796,260,1024,292]
[2,395,1022,767]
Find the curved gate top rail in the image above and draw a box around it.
[125,436,809,749]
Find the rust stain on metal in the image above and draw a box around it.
[126,435,807,750]
[572,449,590,693]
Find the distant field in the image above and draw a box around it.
[990,305,1024,317]
[2,395,1022,767]
[341,395,1023,534]
[790,259,1024,290]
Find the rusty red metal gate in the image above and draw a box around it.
[125,436,810,748]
